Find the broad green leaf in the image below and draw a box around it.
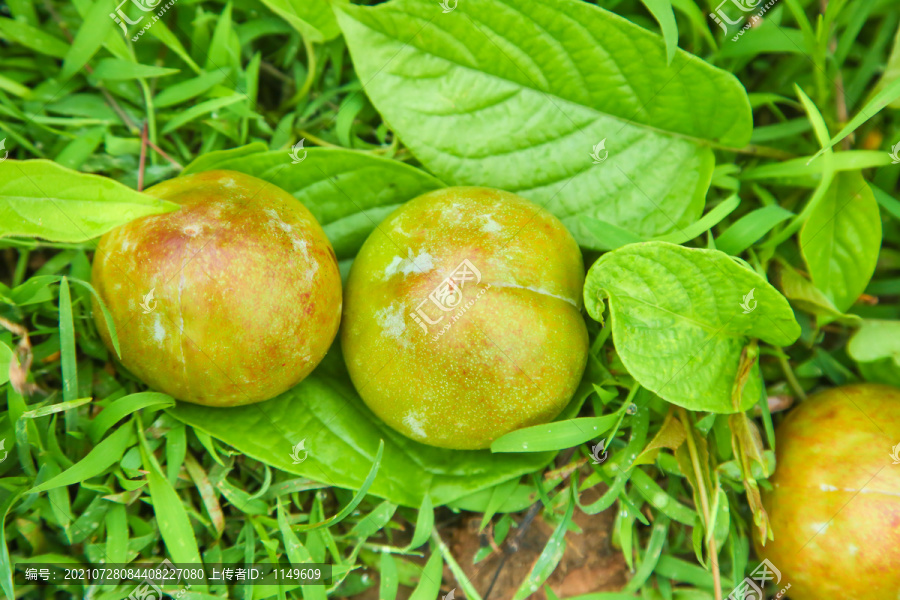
[799,172,882,312]
[335,0,752,246]
[0,160,179,242]
[848,320,900,373]
[167,354,557,507]
[90,58,180,81]
[258,0,340,41]
[778,262,850,322]
[583,242,800,412]
[179,147,445,259]
[582,217,645,251]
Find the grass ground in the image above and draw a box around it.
[1,0,900,599]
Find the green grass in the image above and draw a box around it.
[1,0,900,599]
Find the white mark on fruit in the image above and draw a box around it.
[848,544,859,555]
[403,411,427,439]
[383,248,434,279]
[375,302,406,340]
[480,214,502,233]
[183,224,202,237]
[811,521,830,534]
[152,315,166,344]
[265,208,293,233]
[291,237,318,281]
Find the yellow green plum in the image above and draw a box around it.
[91,170,342,406]
[756,383,900,599]
[341,186,588,449]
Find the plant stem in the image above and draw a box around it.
[678,408,722,600]
[778,353,808,401]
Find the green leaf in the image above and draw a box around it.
[167,355,557,508]
[58,277,77,402]
[874,24,900,109]
[408,546,443,600]
[778,262,846,320]
[61,0,116,79]
[491,415,619,453]
[0,160,179,242]
[27,422,135,494]
[799,172,882,312]
[258,0,340,42]
[512,488,575,600]
[583,242,800,412]
[295,440,384,532]
[179,147,445,259]
[90,58,181,81]
[334,0,751,246]
[849,321,900,386]
[160,95,245,134]
[639,0,679,65]
[0,19,68,58]
[405,494,434,550]
[848,320,900,366]
[87,392,175,442]
[654,195,740,245]
[139,432,206,571]
[808,77,900,160]
[715,205,793,255]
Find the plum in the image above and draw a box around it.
[341,186,588,449]
[91,170,342,406]
[755,383,900,599]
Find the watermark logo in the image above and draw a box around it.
[889,141,900,165]
[127,580,162,600]
[590,440,608,465]
[740,288,757,314]
[140,288,157,314]
[110,0,178,42]
[289,139,307,164]
[710,0,780,40]
[0,439,7,464]
[290,439,308,464]
[128,559,191,600]
[727,559,790,600]
[890,442,900,465]
[410,259,490,340]
[590,139,608,164]
[0,138,8,163]
[439,0,457,13]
